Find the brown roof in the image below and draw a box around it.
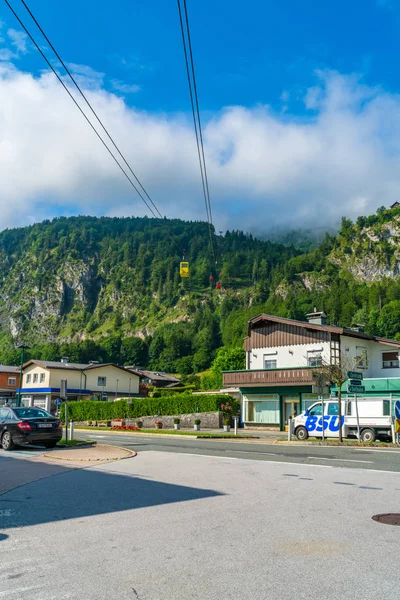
[246,314,400,347]
[0,365,20,374]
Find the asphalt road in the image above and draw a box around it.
[1,450,400,600]
[81,430,400,472]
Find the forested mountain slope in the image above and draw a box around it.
[1,206,400,372]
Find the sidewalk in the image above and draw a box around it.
[43,444,135,462]
[0,444,136,496]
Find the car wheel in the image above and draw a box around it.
[1,431,15,451]
[43,441,58,449]
[296,426,309,441]
[360,428,376,443]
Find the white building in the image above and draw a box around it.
[19,359,141,413]
[223,310,400,430]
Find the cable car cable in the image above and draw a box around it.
[177,0,217,267]
[5,0,185,257]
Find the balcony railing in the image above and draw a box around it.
[223,367,317,388]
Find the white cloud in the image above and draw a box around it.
[110,79,141,94]
[1,64,400,233]
[7,28,27,54]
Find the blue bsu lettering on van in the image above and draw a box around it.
[305,415,345,432]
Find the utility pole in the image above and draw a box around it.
[17,344,30,407]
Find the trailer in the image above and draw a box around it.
[293,397,393,442]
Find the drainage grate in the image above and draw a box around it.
[372,513,400,526]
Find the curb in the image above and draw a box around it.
[43,444,137,462]
[274,440,400,449]
[75,427,271,441]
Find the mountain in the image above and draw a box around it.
[1,207,400,372]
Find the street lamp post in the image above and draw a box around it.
[17,344,30,407]
[129,378,131,398]
[116,379,119,400]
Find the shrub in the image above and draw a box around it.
[173,418,181,424]
[159,385,196,397]
[223,416,231,425]
[194,419,201,425]
[59,395,230,422]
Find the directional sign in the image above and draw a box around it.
[347,371,363,380]
[348,385,365,393]
[349,379,362,386]
[395,401,400,420]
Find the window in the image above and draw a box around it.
[383,400,390,416]
[97,376,107,386]
[26,374,31,384]
[33,373,38,383]
[355,347,367,370]
[0,408,11,421]
[327,403,339,416]
[308,403,322,416]
[308,355,322,368]
[264,360,277,370]
[40,373,45,383]
[7,377,16,386]
[382,351,399,369]
[246,397,280,423]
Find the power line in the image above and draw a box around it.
[177,0,217,266]
[5,0,185,256]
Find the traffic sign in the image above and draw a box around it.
[395,419,400,433]
[349,379,362,386]
[347,371,363,380]
[55,398,62,407]
[394,401,400,420]
[348,385,365,393]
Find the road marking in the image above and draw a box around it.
[178,453,238,460]
[307,457,374,464]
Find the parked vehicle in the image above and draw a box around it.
[0,406,62,451]
[293,397,393,442]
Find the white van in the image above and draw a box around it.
[293,397,393,442]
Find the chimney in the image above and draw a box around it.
[306,308,327,326]
[61,357,69,364]
[89,360,99,365]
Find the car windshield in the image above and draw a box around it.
[13,408,53,419]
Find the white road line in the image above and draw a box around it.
[178,453,238,460]
[307,456,374,464]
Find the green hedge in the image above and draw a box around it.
[158,385,197,396]
[59,394,230,422]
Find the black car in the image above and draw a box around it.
[0,406,63,451]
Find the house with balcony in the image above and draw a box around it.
[18,359,141,413]
[223,310,400,430]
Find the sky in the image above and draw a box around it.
[0,0,400,234]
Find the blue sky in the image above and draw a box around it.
[3,0,398,112]
[0,0,400,232]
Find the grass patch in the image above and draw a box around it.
[58,438,95,447]
[75,426,257,439]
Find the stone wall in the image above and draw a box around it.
[76,411,223,429]
[128,411,223,429]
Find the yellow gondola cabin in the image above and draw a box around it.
[180,261,190,278]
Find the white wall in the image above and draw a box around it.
[48,368,83,390]
[84,366,140,395]
[247,342,331,370]
[340,336,400,379]
[23,364,50,387]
